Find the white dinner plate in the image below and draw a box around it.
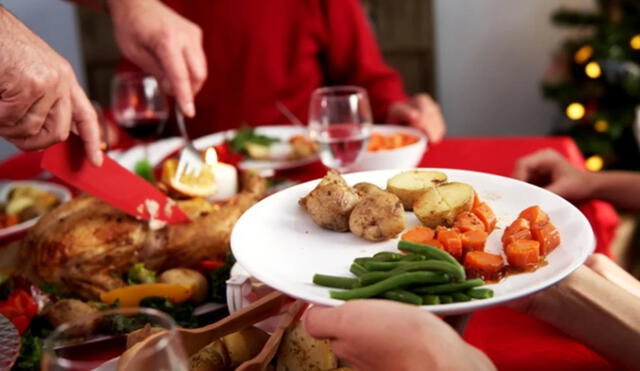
[231,168,595,315]
[0,181,72,241]
[116,126,317,172]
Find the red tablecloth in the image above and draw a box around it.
[0,136,620,369]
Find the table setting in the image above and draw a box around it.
[0,81,621,370]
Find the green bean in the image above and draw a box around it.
[389,260,465,282]
[360,271,448,286]
[350,263,368,277]
[467,288,494,300]
[330,272,445,301]
[358,271,393,286]
[439,295,453,304]
[363,261,413,271]
[354,257,375,266]
[398,240,461,268]
[412,279,484,295]
[372,252,425,262]
[451,292,471,302]
[422,294,440,305]
[381,289,423,305]
[372,252,404,261]
[313,274,360,289]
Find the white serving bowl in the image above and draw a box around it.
[348,124,427,172]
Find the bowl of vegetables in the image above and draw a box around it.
[350,125,427,172]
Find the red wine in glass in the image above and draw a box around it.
[121,117,165,141]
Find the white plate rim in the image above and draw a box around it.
[231,168,595,315]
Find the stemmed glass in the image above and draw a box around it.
[42,307,188,371]
[111,73,169,163]
[308,86,373,173]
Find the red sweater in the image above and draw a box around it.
[124,0,408,138]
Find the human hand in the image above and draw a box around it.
[388,93,446,144]
[512,149,594,202]
[0,7,102,166]
[304,300,495,371]
[107,0,207,118]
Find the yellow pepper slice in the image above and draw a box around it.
[100,283,192,307]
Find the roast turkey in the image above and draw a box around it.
[19,172,265,300]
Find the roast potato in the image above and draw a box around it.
[299,171,360,232]
[413,182,474,228]
[349,188,406,241]
[353,182,384,197]
[222,326,269,367]
[43,299,98,328]
[386,170,447,210]
[189,339,229,371]
[277,322,337,371]
[159,268,209,303]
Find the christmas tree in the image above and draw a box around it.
[543,0,640,171]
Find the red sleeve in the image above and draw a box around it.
[321,0,408,122]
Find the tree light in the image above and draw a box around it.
[574,45,593,64]
[631,34,640,50]
[585,61,602,79]
[594,120,609,133]
[566,103,586,120]
[585,155,604,171]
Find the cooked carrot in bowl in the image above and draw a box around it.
[367,132,420,151]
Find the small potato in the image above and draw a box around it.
[349,190,406,241]
[189,339,229,371]
[159,268,209,303]
[413,182,474,228]
[299,171,360,232]
[277,322,337,371]
[43,299,98,328]
[387,170,447,210]
[222,326,269,367]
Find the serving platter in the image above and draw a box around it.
[115,126,317,172]
[231,168,595,315]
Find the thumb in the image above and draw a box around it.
[303,306,341,340]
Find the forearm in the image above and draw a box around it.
[587,171,640,210]
[530,266,640,368]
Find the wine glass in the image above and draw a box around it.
[111,73,169,161]
[308,86,373,172]
[42,307,188,371]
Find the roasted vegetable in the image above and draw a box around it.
[43,299,98,328]
[100,283,191,307]
[277,322,337,371]
[413,182,474,228]
[127,263,157,285]
[386,170,447,210]
[222,326,269,367]
[159,268,208,303]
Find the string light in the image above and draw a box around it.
[574,45,593,64]
[585,155,604,171]
[631,34,640,50]
[585,61,602,79]
[566,102,586,120]
[594,120,609,133]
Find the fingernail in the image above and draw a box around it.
[94,150,104,167]
[185,102,195,117]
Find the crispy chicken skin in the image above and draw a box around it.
[20,172,265,300]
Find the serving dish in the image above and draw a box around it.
[231,168,595,315]
[0,181,72,241]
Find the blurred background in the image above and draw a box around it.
[1,0,601,160]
